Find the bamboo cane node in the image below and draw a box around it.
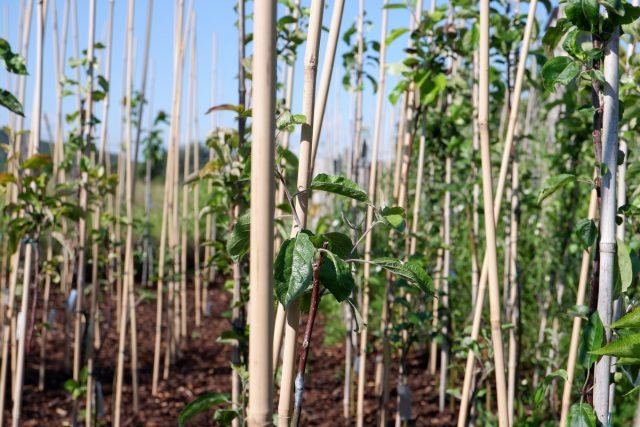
[599,242,616,253]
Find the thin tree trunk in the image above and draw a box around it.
[439,156,451,413]
[594,26,619,423]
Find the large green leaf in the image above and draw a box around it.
[542,20,570,50]
[618,239,633,293]
[310,232,353,258]
[541,57,581,91]
[178,392,230,426]
[319,249,355,302]
[579,312,604,368]
[611,308,640,329]
[537,174,576,204]
[565,0,599,29]
[575,218,597,249]
[568,403,596,427]
[309,173,369,203]
[602,0,625,16]
[591,333,640,358]
[226,211,250,262]
[369,258,434,295]
[274,233,316,306]
[0,89,24,116]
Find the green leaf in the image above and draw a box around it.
[566,0,599,29]
[319,249,354,302]
[611,308,640,329]
[213,409,238,426]
[575,219,597,249]
[20,153,52,170]
[385,28,409,46]
[591,333,640,358]
[542,21,570,50]
[0,38,28,75]
[618,239,633,293]
[178,392,230,427]
[0,89,24,116]
[97,75,109,93]
[601,0,625,16]
[537,174,576,204]
[346,297,366,332]
[541,56,582,91]
[309,173,369,203]
[274,233,316,306]
[568,403,596,427]
[311,232,353,258]
[226,211,250,262]
[579,312,604,368]
[369,258,434,294]
[383,3,408,9]
[380,206,406,231]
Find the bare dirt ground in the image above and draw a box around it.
[4,283,455,426]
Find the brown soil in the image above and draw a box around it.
[3,283,455,426]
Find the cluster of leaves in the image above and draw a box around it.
[0,38,28,116]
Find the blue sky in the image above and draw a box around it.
[0,0,543,166]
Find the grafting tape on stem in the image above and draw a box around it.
[599,242,616,253]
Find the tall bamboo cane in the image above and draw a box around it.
[277,2,325,424]
[355,2,388,425]
[459,0,509,425]
[594,25,619,424]
[559,182,598,426]
[190,12,202,328]
[113,0,136,423]
[11,1,46,425]
[247,2,277,424]
[273,0,344,378]
[457,1,537,423]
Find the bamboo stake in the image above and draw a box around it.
[113,0,136,423]
[506,150,519,426]
[191,13,202,328]
[594,26,619,424]
[152,0,186,395]
[458,0,509,425]
[78,0,100,421]
[247,3,277,424]
[1,1,33,413]
[203,32,217,319]
[457,1,537,423]
[271,0,340,372]
[559,182,598,426]
[277,1,325,424]
[180,19,194,340]
[309,0,346,175]
[38,0,70,391]
[131,0,154,201]
[355,2,388,425]
[11,1,46,425]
